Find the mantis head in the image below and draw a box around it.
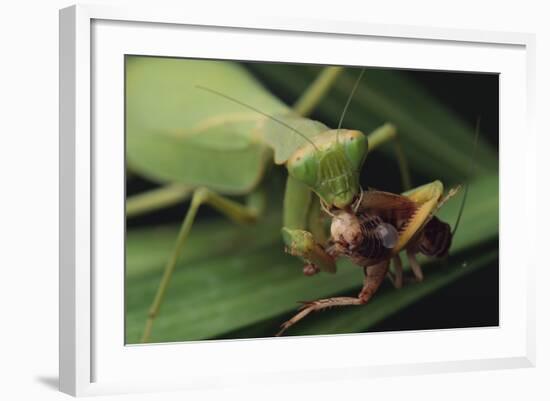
[286,129,368,209]
[285,67,370,210]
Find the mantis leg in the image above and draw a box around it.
[281,176,336,275]
[367,123,412,191]
[141,187,265,343]
[126,183,192,218]
[276,260,390,336]
[292,66,344,117]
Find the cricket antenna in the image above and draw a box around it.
[336,68,366,143]
[195,85,319,151]
[451,117,480,237]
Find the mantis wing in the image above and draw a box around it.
[127,120,272,194]
[126,56,291,193]
[261,116,330,164]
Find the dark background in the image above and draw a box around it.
[369,70,499,331]
[127,64,499,332]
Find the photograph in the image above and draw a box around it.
[124,56,499,344]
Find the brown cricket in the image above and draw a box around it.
[276,182,461,336]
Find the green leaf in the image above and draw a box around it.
[126,60,499,344]
[128,120,272,194]
[125,174,498,343]
[285,247,498,336]
[127,59,496,191]
[126,56,289,193]
[246,64,498,182]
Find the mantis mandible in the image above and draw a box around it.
[126,57,451,342]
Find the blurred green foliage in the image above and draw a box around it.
[125,58,498,344]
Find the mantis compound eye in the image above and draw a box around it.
[375,223,399,249]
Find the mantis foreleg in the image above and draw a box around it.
[279,123,413,276]
[281,176,336,275]
[141,187,265,343]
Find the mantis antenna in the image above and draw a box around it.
[195,85,319,151]
[336,68,366,143]
[451,117,480,237]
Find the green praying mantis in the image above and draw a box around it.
[126,57,463,342]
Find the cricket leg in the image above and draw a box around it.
[141,187,265,343]
[407,249,424,282]
[367,123,412,191]
[387,254,404,289]
[276,261,389,336]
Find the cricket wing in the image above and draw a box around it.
[359,190,417,214]
[359,181,444,254]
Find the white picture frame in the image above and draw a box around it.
[59,4,536,397]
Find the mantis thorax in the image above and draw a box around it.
[286,129,368,209]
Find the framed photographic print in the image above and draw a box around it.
[59,4,536,397]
